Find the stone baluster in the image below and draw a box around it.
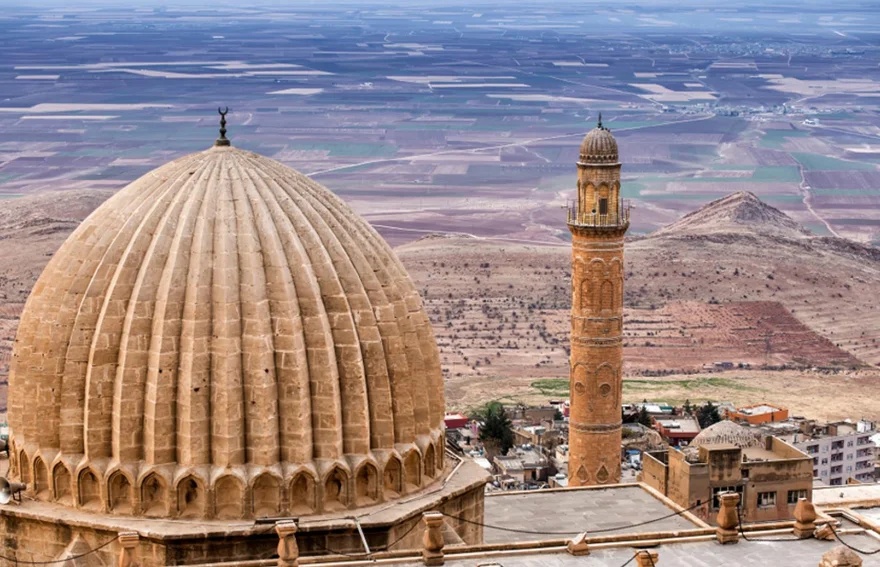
[422,511,445,566]
[819,546,862,567]
[117,532,139,567]
[567,532,590,556]
[793,498,818,538]
[275,521,299,567]
[715,492,740,544]
[635,550,659,566]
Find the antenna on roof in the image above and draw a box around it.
[215,107,231,147]
[597,112,603,129]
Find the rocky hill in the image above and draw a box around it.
[0,190,877,419]
[652,191,810,238]
[399,192,880,370]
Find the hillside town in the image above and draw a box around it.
[447,398,879,512]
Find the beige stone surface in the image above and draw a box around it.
[568,123,628,487]
[6,144,446,520]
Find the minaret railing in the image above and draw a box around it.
[566,200,631,227]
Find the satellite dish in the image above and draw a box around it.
[0,477,26,504]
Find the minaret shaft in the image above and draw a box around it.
[567,123,629,487]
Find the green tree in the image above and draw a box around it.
[479,401,515,457]
[697,401,722,428]
[637,405,652,427]
[683,399,694,416]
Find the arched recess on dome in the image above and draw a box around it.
[323,467,349,512]
[423,444,436,480]
[53,463,72,504]
[289,472,316,515]
[176,475,206,519]
[78,468,101,511]
[436,440,445,470]
[214,476,244,520]
[404,450,421,491]
[355,462,379,506]
[33,457,49,500]
[108,470,133,514]
[140,473,168,517]
[383,456,403,498]
[252,473,282,518]
[18,450,30,484]
[600,280,614,312]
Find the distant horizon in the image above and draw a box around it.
[4,0,865,7]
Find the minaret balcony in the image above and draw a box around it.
[566,202,631,228]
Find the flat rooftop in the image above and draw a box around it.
[395,535,880,566]
[655,417,701,433]
[738,404,784,415]
[482,484,698,544]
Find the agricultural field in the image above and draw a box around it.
[0,1,878,245]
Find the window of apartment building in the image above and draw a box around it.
[806,445,819,454]
[712,486,743,510]
[821,458,828,465]
[813,468,818,477]
[787,489,808,504]
[847,441,854,447]
[847,466,852,473]
[830,478,842,486]
[846,454,853,460]
[821,470,828,477]
[758,491,776,508]
[822,445,829,453]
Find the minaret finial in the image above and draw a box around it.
[597,112,603,129]
[215,107,231,147]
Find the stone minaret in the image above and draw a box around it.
[567,116,630,486]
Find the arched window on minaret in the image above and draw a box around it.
[580,279,591,310]
[600,280,614,311]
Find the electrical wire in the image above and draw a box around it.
[308,516,422,560]
[0,535,120,565]
[438,500,703,537]
[735,504,799,543]
[827,521,880,556]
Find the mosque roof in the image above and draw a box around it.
[578,115,619,165]
[8,140,446,519]
[690,420,762,449]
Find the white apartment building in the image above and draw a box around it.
[796,420,875,486]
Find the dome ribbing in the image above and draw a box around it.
[579,119,619,165]
[8,145,445,519]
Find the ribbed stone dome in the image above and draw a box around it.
[8,144,446,519]
[691,421,762,449]
[579,120,619,165]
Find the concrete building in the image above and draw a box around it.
[567,116,630,487]
[796,420,876,485]
[640,421,813,524]
[493,446,551,486]
[728,404,789,425]
[653,417,701,446]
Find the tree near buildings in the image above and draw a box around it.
[697,401,722,428]
[637,405,652,427]
[478,401,515,458]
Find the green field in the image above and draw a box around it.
[530,376,760,397]
[791,152,876,171]
[759,129,811,149]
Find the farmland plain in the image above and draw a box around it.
[0,1,879,246]
[1,1,879,417]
